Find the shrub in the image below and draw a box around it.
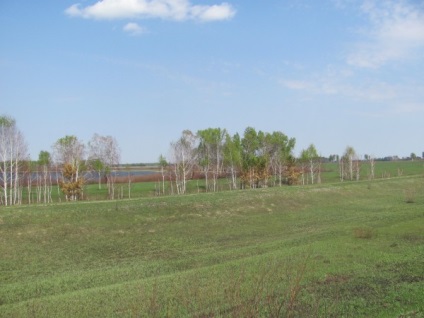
[404,188,416,204]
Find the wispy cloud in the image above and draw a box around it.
[278,0,424,119]
[280,66,424,119]
[279,79,310,91]
[65,0,236,22]
[280,65,399,102]
[330,0,357,10]
[347,0,424,68]
[123,22,146,36]
[391,102,424,114]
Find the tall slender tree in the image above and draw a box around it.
[88,133,120,199]
[197,128,226,192]
[53,135,85,201]
[0,115,28,206]
[240,127,261,188]
[170,130,197,195]
[300,144,319,185]
[339,146,360,181]
[223,132,242,190]
[268,131,295,186]
[38,150,52,204]
[158,154,168,195]
[367,154,375,180]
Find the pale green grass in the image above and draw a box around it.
[1,176,423,317]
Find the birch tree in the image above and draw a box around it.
[223,133,242,190]
[240,127,261,188]
[197,130,212,191]
[256,131,272,187]
[90,159,104,190]
[339,146,360,181]
[158,154,168,195]
[265,132,296,187]
[197,128,226,192]
[368,154,375,180]
[240,127,271,188]
[346,146,355,181]
[170,130,197,195]
[300,144,319,185]
[0,115,29,206]
[88,133,120,199]
[38,150,52,204]
[285,154,300,185]
[53,135,85,201]
[238,128,296,189]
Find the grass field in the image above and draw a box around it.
[1,175,424,316]
[321,160,424,184]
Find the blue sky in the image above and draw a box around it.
[1,0,423,163]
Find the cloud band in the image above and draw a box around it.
[65,0,236,22]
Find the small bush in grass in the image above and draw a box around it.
[353,227,374,239]
[404,188,416,204]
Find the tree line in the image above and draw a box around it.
[0,115,120,205]
[1,114,367,205]
[165,128,297,195]
[163,128,366,195]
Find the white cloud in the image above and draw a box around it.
[65,0,235,22]
[347,0,424,68]
[190,3,235,22]
[123,22,146,35]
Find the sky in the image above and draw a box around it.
[1,0,423,163]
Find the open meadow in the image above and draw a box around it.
[1,174,423,317]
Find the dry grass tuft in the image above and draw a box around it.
[353,227,374,239]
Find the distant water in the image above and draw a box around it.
[110,170,158,177]
[2,170,159,181]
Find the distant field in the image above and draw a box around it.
[1,175,423,316]
[27,160,424,203]
[321,160,424,183]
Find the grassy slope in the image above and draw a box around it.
[1,176,423,317]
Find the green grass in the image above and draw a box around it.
[322,160,424,183]
[1,176,423,317]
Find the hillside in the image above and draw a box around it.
[1,176,423,317]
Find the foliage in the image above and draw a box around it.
[285,154,301,185]
[170,130,197,194]
[300,143,320,185]
[53,135,85,167]
[88,133,120,197]
[53,135,85,201]
[223,132,242,190]
[238,127,296,188]
[0,115,16,127]
[59,163,85,200]
[339,146,361,181]
[38,150,51,166]
[197,128,226,192]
